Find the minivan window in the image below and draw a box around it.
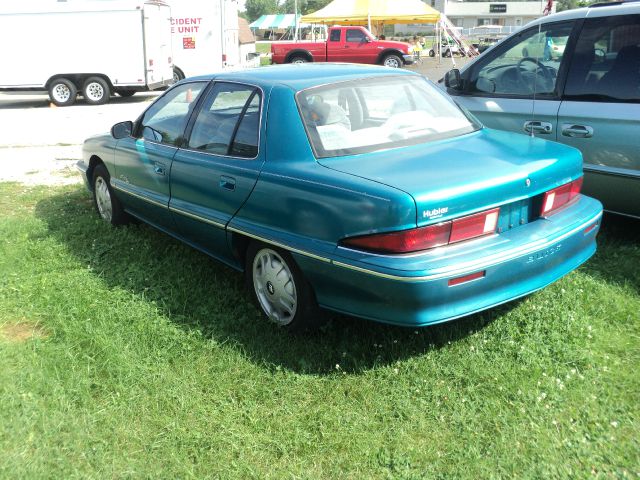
[469,22,573,96]
[564,14,640,102]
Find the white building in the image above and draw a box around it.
[395,0,556,35]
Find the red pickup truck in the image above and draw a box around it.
[271,26,414,68]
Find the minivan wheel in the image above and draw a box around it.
[246,242,324,332]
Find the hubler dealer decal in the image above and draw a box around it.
[423,207,449,219]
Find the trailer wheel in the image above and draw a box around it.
[48,78,77,107]
[83,77,110,105]
[429,49,435,57]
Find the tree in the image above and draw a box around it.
[245,0,279,22]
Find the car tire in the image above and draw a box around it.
[289,56,308,64]
[429,49,435,57]
[48,78,77,107]
[83,77,110,105]
[246,242,324,333]
[382,54,403,68]
[443,49,451,58]
[92,164,129,226]
[115,89,136,98]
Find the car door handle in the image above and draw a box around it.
[562,124,593,138]
[220,175,236,191]
[153,162,166,176]
[523,121,553,135]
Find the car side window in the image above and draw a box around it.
[346,29,365,43]
[329,29,341,42]
[188,82,261,158]
[564,14,640,102]
[138,82,206,146]
[469,22,573,96]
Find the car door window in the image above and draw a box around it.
[188,82,261,158]
[469,22,573,96]
[138,82,206,146]
[564,15,640,102]
[346,29,365,43]
[329,29,341,42]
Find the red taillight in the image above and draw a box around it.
[342,222,451,254]
[541,178,582,216]
[450,208,500,244]
[340,207,500,254]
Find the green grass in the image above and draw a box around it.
[1,183,638,478]
[255,42,272,55]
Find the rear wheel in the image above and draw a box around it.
[48,78,77,107]
[382,54,403,68]
[289,56,308,64]
[246,242,324,332]
[83,77,110,105]
[173,67,185,83]
[92,164,129,226]
[428,49,435,57]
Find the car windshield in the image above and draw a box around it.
[297,76,479,158]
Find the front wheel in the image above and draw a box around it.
[83,77,110,105]
[246,242,324,332]
[382,54,403,68]
[48,78,77,107]
[92,164,129,225]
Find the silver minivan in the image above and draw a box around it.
[443,2,640,219]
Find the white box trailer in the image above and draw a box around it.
[170,0,241,80]
[0,0,174,106]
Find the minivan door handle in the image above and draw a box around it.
[523,121,553,135]
[562,124,593,138]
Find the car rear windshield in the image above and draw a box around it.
[296,75,479,158]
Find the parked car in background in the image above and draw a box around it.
[442,1,640,218]
[271,26,414,68]
[79,64,602,331]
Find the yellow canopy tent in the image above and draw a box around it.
[300,0,440,26]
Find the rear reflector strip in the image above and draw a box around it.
[448,270,486,287]
[584,222,598,235]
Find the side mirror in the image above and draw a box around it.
[111,121,133,139]
[444,69,462,90]
[363,36,371,43]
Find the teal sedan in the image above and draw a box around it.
[79,64,602,332]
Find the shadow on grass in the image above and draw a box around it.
[35,189,532,375]
[582,213,640,294]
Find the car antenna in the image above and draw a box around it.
[529,22,543,138]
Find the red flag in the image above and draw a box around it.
[543,0,553,15]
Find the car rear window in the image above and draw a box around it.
[296,76,479,158]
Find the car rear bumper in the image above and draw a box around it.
[295,195,603,327]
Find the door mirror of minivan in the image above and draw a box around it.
[444,69,462,90]
[111,121,133,139]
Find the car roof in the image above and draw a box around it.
[522,0,640,28]
[186,63,420,91]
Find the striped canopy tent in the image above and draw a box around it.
[300,0,440,25]
[249,14,309,30]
